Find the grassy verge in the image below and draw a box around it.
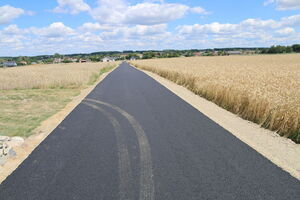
[0,89,80,137]
[0,64,116,138]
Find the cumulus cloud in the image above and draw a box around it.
[264,0,300,10]
[176,14,300,47]
[177,14,300,36]
[190,7,209,14]
[90,0,208,25]
[178,23,238,35]
[0,5,25,24]
[276,27,295,35]
[0,24,27,51]
[1,12,299,56]
[281,14,300,26]
[78,22,103,32]
[32,22,75,38]
[2,24,23,35]
[240,18,280,29]
[100,24,169,40]
[53,0,91,14]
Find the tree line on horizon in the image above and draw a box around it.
[1,44,299,66]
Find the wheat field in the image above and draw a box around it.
[131,54,300,143]
[0,62,116,90]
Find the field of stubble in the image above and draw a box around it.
[131,54,300,143]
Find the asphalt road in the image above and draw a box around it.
[0,62,299,200]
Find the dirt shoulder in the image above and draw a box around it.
[0,67,116,184]
[140,69,300,180]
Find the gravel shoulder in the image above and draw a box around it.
[139,69,300,180]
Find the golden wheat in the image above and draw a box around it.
[131,54,300,143]
[0,62,116,90]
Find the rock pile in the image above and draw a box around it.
[0,136,24,165]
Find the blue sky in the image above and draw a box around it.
[0,0,299,56]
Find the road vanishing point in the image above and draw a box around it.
[0,62,299,200]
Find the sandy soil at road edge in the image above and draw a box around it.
[0,67,117,184]
[139,68,300,180]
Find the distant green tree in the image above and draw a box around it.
[286,46,293,53]
[184,52,194,57]
[54,53,61,58]
[268,45,287,54]
[142,52,156,59]
[44,58,54,64]
[292,44,300,52]
[62,58,72,63]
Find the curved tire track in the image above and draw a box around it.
[83,102,134,200]
[85,98,155,200]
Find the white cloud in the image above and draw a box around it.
[0,5,25,24]
[32,22,75,38]
[264,0,300,10]
[178,22,238,35]
[276,27,295,35]
[124,3,189,25]
[0,24,26,51]
[2,24,23,35]
[100,24,169,40]
[178,14,300,36]
[190,7,209,14]
[280,14,300,27]
[90,0,208,25]
[1,13,299,56]
[76,32,103,42]
[240,18,280,29]
[53,0,91,14]
[176,14,300,47]
[78,22,103,32]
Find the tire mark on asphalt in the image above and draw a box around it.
[83,102,133,200]
[85,98,155,200]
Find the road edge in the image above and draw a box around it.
[0,65,118,184]
[134,66,300,180]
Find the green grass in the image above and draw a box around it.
[0,65,116,138]
[0,89,80,137]
[88,65,115,85]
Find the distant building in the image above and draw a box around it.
[53,58,62,63]
[69,58,78,63]
[227,51,242,55]
[2,61,17,67]
[79,59,87,63]
[19,61,27,65]
[102,57,115,62]
[193,52,202,56]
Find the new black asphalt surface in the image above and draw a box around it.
[0,62,299,200]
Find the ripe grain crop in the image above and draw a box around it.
[0,62,116,90]
[131,54,300,143]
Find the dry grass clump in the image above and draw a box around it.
[131,54,300,143]
[0,62,116,90]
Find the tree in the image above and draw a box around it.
[267,45,287,54]
[286,46,292,53]
[54,53,61,58]
[292,44,300,52]
[142,52,156,59]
